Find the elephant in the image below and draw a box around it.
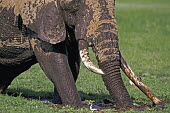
[0,0,161,109]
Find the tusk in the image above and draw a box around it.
[79,40,104,75]
[80,48,104,75]
[120,53,161,105]
[120,57,136,85]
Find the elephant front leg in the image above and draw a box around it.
[30,39,81,105]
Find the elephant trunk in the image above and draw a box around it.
[99,59,133,108]
[91,32,132,108]
[82,0,133,108]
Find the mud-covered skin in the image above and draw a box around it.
[0,0,136,108]
[0,0,80,44]
[0,7,37,92]
[0,1,81,105]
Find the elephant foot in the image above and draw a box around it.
[52,88,62,104]
[102,99,138,111]
[52,95,62,104]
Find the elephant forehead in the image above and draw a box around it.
[16,0,56,25]
[85,0,117,38]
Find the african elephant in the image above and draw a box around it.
[0,0,161,109]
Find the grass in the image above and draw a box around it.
[0,0,170,112]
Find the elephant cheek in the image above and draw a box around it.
[98,59,133,108]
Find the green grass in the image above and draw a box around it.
[1,0,170,112]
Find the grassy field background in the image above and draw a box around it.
[0,0,170,112]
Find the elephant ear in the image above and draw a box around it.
[37,2,66,44]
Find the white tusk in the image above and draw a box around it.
[120,53,161,105]
[80,49,104,75]
[124,63,136,85]
[120,53,137,85]
[121,58,141,85]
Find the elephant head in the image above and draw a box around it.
[75,0,133,108]
[75,0,161,108]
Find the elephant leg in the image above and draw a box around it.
[0,67,13,93]
[51,26,80,104]
[31,39,81,105]
[52,44,80,104]
[0,59,36,93]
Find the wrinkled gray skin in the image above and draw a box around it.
[0,0,133,109]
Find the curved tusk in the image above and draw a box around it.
[79,40,104,75]
[120,52,161,105]
[80,49,104,75]
[120,53,139,85]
